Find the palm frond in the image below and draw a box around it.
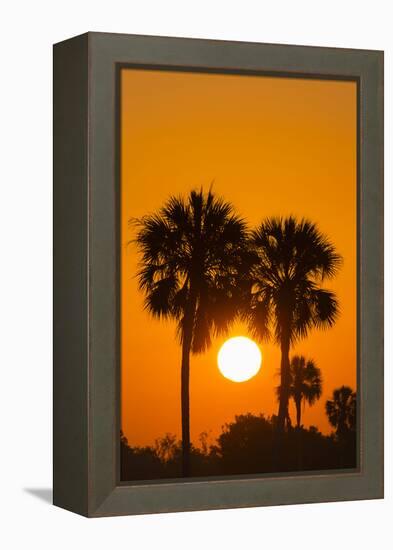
[133,187,251,356]
[325,385,356,434]
[249,216,341,346]
[284,355,322,420]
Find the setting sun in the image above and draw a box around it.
[217,337,262,382]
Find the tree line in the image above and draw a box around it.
[121,384,356,480]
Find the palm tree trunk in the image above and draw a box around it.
[277,333,290,431]
[295,397,302,428]
[180,292,196,478]
[181,329,192,477]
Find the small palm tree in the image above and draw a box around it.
[277,355,322,428]
[325,386,356,438]
[134,189,251,476]
[247,217,341,430]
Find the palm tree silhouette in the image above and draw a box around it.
[325,386,356,438]
[276,355,322,428]
[246,217,341,431]
[134,189,251,476]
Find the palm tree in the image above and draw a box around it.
[325,386,356,438]
[277,355,322,428]
[246,217,341,431]
[134,189,251,476]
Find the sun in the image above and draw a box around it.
[217,336,262,382]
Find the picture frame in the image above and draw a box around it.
[53,32,383,517]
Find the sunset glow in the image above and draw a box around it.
[120,68,357,450]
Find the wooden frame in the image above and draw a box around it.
[53,32,383,517]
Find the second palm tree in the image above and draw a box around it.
[247,217,341,431]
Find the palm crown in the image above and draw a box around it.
[248,216,341,343]
[285,355,322,428]
[325,385,356,437]
[135,188,251,351]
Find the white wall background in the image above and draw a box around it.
[0,1,391,548]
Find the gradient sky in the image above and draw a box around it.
[120,68,357,448]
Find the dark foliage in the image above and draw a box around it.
[326,386,357,440]
[134,188,253,353]
[120,412,356,482]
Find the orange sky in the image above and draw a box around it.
[120,68,357,448]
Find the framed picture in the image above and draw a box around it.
[53,32,383,517]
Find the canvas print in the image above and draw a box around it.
[119,68,357,481]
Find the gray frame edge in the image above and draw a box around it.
[53,33,90,516]
[54,32,384,517]
[360,46,384,499]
